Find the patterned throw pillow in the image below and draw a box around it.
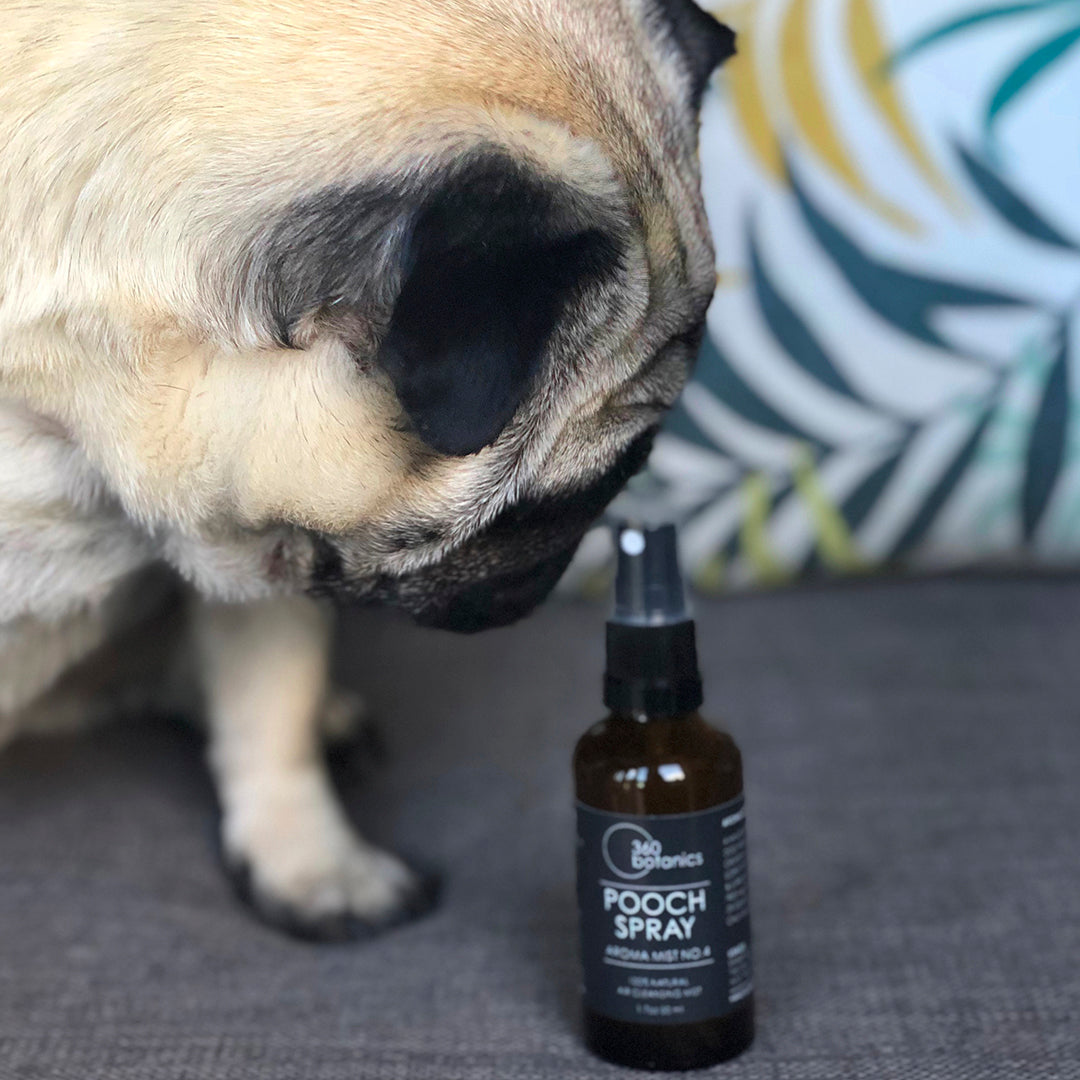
[567,0,1080,594]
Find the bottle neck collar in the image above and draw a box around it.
[603,618,703,716]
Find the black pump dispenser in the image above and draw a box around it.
[604,524,703,716]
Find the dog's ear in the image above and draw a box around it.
[374,157,623,456]
[652,0,736,106]
[260,154,624,458]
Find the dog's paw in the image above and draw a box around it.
[227,847,439,943]
[220,782,438,941]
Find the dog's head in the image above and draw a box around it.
[9,0,733,631]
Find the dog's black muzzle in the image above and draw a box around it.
[405,539,581,633]
[319,427,657,634]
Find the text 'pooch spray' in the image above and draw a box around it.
[573,523,755,1071]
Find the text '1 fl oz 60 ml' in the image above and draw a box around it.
[574,523,754,1071]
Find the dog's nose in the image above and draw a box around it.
[413,544,578,634]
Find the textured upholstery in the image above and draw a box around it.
[1,578,1077,1078]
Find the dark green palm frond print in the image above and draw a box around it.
[665,171,1069,583]
[566,0,1080,593]
[953,142,1079,251]
[886,0,1080,72]
[889,0,1080,160]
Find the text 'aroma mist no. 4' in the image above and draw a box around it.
[574,523,754,1070]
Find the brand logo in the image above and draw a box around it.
[601,823,705,880]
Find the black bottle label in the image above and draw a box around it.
[576,797,752,1026]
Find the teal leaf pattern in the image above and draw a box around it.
[749,223,864,402]
[984,22,1080,151]
[889,0,1080,160]
[572,0,1080,595]
[889,405,998,558]
[955,142,1079,250]
[840,444,910,531]
[664,398,720,452]
[789,167,1031,352]
[887,0,1080,72]
[690,335,827,445]
[1022,326,1070,538]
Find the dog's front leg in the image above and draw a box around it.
[194,594,434,940]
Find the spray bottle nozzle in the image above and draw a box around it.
[612,523,691,627]
[605,521,702,714]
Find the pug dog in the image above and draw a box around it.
[0,0,733,940]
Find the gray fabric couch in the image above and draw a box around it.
[1,577,1078,1079]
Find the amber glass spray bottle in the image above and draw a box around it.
[574,523,754,1070]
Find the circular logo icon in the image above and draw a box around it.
[602,822,658,880]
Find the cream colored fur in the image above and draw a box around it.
[0,0,719,935]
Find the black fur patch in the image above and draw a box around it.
[650,0,737,106]
[412,537,580,633]
[318,425,659,628]
[377,157,623,457]
[403,425,659,631]
[261,185,408,349]
[380,522,446,553]
[311,533,345,589]
[258,152,625,457]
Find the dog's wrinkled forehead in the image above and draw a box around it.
[17,0,735,607]
[233,0,736,466]
[0,0,736,632]
[242,1,738,600]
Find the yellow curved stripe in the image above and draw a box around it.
[848,0,964,214]
[693,551,728,593]
[740,475,791,584]
[780,0,920,233]
[723,4,786,180]
[793,451,867,572]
